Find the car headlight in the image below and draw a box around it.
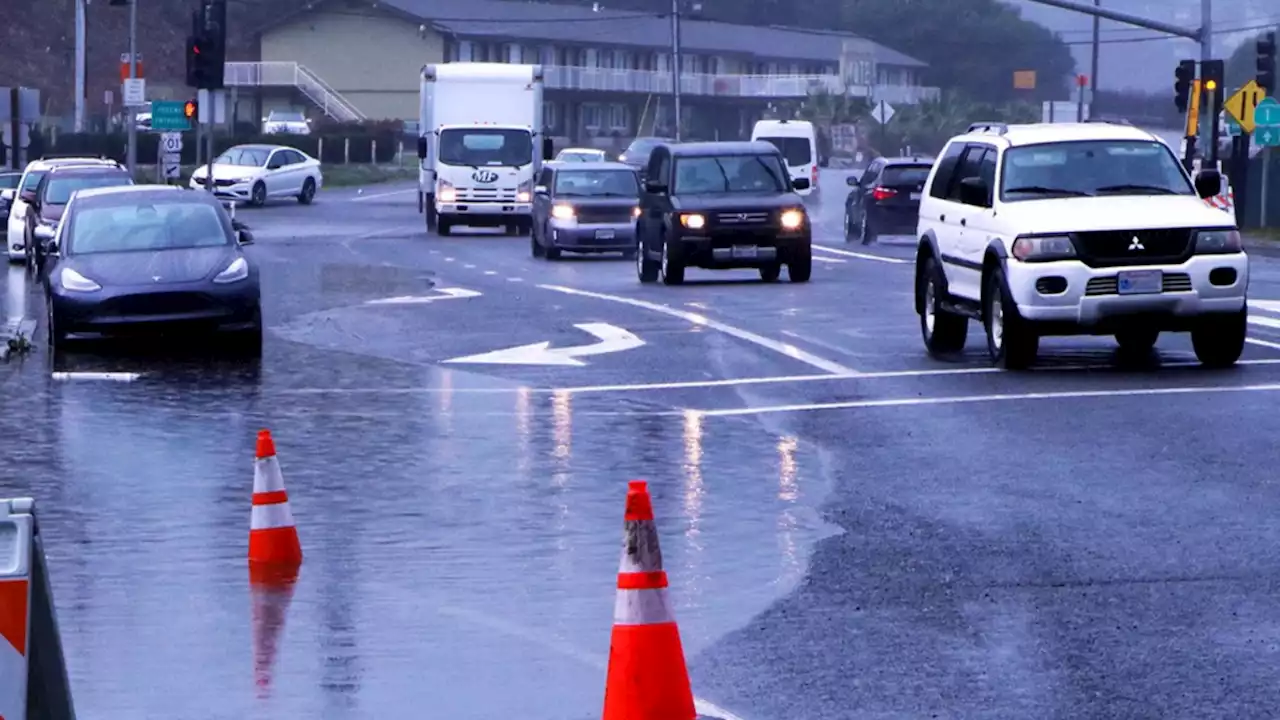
[438,180,456,203]
[1194,228,1242,254]
[213,256,250,284]
[60,267,101,292]
[516,180,532,203]
[679,213,705,230]
[551,204,575,220]
[1011,234,1076,262]
[632,206,641,218]
[779,209,805,230]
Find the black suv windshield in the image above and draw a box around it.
[439,129,533,167]
[1001,140,1194,201]
[673,154,788,194]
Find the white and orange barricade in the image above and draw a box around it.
[1,497,75,720]
[249,429,303,566]
[601,480,696,720]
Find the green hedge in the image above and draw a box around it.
[41,130,405,166]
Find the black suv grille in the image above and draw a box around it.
[715,211,771,226]
[1072,228,1194,267]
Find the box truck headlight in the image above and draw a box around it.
[438,180,457,203]
[516,180,532,203]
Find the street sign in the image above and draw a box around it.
[1259,128,1280,147]
[872,100,895,124]
[162,154,181,179]
[121,78,146,107]
[1226,118,1242,136]
[160,132,183,154]
[1255,97,1280,128]
[1225,79,1266,133]
[150,100,190,131]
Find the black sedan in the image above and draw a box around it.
[844,156,933,245]
[38,185,262,353]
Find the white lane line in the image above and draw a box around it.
[538,284,856,375]
[51,371,142,382]
[444,257,455,262]
[811,255,846,264]
[696,382,1280,417]
[812,245,910,264]
[1248,314,1280,329]
[508,277,524,282]
[350,187,416,202]
[484,270,497,275]
[1246,337,1280,351]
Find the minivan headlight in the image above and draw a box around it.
[1194,229,1242,254]
[1011,234,1076,262]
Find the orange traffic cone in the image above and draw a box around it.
[249,563,299,699]
[601,480,696,720]
[248,429,303,566]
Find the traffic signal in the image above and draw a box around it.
[1201,58,1224,95]
[184,100,197,120]
[1259,31,1276,95]
[1175,59,1196,113]
[185,34,208,88]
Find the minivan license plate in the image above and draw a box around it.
[595,229,615,240]
[732,245,759,259]
[1117,270,1162,295]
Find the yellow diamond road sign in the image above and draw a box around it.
[1225,79,1267,133]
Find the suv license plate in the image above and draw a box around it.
[1117,270,1162,295]
[595,229,615,240]
[732,245,759,259]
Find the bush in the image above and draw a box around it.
[40,128,405,166]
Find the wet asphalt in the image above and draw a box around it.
[5,173,1280,718]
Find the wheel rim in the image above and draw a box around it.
[255,185,265,204]
[923,276,936,337]
[861,214,867,237]
[304,181,314,199]
[989,286,1004,350]
[660,242,669,277]
[635,243,644,275]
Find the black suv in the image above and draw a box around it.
[636,141,812,285]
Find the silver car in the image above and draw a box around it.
[530,162,640,260]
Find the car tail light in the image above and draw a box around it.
[811,165,818,186]
[872,187,897,202]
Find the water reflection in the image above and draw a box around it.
[681,410,705,606]
[515,386,532,476]
[776,435,801,585]
[6,264,27,327]
[550,390,572,553]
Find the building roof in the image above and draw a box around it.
[372,0,926,68]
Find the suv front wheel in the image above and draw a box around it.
[984,268,1038,370]
[1191,308,1247,368]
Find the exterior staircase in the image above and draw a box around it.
[223,62,367,122]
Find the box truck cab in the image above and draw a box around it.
[416,63,553,236]
[751,119,818,197]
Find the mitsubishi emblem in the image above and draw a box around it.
[1128,236,1145,251]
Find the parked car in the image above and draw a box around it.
[5,156,124,263]
[844,156,934,244]
[26,164,135,273]
[0,171,21,224]
[554,147,609,163]
[189,144,323,206]
[262,111,312,135]
[531,162,640,260]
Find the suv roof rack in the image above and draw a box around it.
[966,122,1008,135]
[1084,117,1133,126]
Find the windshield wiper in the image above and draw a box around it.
[1004,185,1092,196]
[1094,184,1178,195]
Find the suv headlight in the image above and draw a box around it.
[1194,229,1241,254]
[60,267,101,292]
[779,208,805,230]
[1011,234,1076,262]
[516,180,532,203]
[551,204,575,220]
[679,213,705,230]
[437,180,456,203]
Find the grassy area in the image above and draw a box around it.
[131,161,416,188]
[1248,227,1280,242]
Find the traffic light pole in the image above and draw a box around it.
[126,0,138,177]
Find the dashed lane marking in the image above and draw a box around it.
[811,255,846,264]
[484,270,497,275]
[508,277,524,282]
[812,245,910,264]
[349,187,416,202]
[51,372,142,382]
[538,284,857,375]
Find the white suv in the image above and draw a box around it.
[913,121,1248,369]
[5,156,124,264]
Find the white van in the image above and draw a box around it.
[751,119,818,197]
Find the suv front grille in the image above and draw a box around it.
[576,206,635,224]
[1084,272,1192,296]
[715,211,771,226]
[1072,229,1194,267]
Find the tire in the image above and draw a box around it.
[1115,328,1159,353]
[530,232,544,258]
[438,215,453,236]
[918,255,968,355]
[636,238,659,283]
[233,320,264,358]
[545,244,561,260]
[759,263,782,282]
[251,182,267,207]
[505,223,519,236]
[1191,308,1247,368]
[984,268,1038,370]
[425,194,437,231]
[297,177,316,205]
[46,297,67,349]
[844,209,854,242]
[860,213,876,246]
[788,248,812,283]
[659,234,684,285]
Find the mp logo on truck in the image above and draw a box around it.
[472,170,499,184]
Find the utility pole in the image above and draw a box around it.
[126,0,138,175]
[74,0,86,133]
[1088,0,1100,119]
[670,0,682,141]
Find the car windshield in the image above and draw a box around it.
[1001,140,1194,200]
[757,136,812,166]
[672,154,789,194]
[44,174,133,204]
[216,148,269,167]
[554,169,639,197]
[624,138,669,158]
[0,174,21,190]
[67,199,229,255]
[557,151,602,162]
[439,129,533,167]
[269,112,305,123]
[881,165,933,185]
[22,171,47,192]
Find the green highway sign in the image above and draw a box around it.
[1258,126,1280,147]
[1255,97,1280,128]
[150,100,190,131]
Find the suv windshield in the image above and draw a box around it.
[624,138,670,160]
[673,154,789,194]
[554,169,638,196]
[439,128,533,167]
[45,174,133,204]
[1001,140,1194,201]
[757,136,811,166]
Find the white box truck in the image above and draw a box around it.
[416,63,552,236]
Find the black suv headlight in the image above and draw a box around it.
[1011,234,1076,262]
[1193,229,1242,254]
[779,208,805,230]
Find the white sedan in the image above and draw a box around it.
[189,144,323,206]
[554,147,609,163]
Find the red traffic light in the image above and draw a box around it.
[183,101,197,118]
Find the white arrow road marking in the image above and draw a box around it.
[812,245,910,264]
[443,322,645,366]
[365,287,482,305]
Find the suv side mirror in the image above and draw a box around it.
[0,189,13,202]
[845,176,858,187]
[644,180,666,194]
[542,137,554,161]
[237,228,255,245]
[1194,170,1222,199]
[958,177,989,207]
[533,185,548,195]
[791,177,811,191]
[417,136,428,160]
[34,225,55,242]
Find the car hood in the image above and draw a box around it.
[996,195,1234,234]
[192,164,264,181]
[69,246,238,286]
[672,193,803,212]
